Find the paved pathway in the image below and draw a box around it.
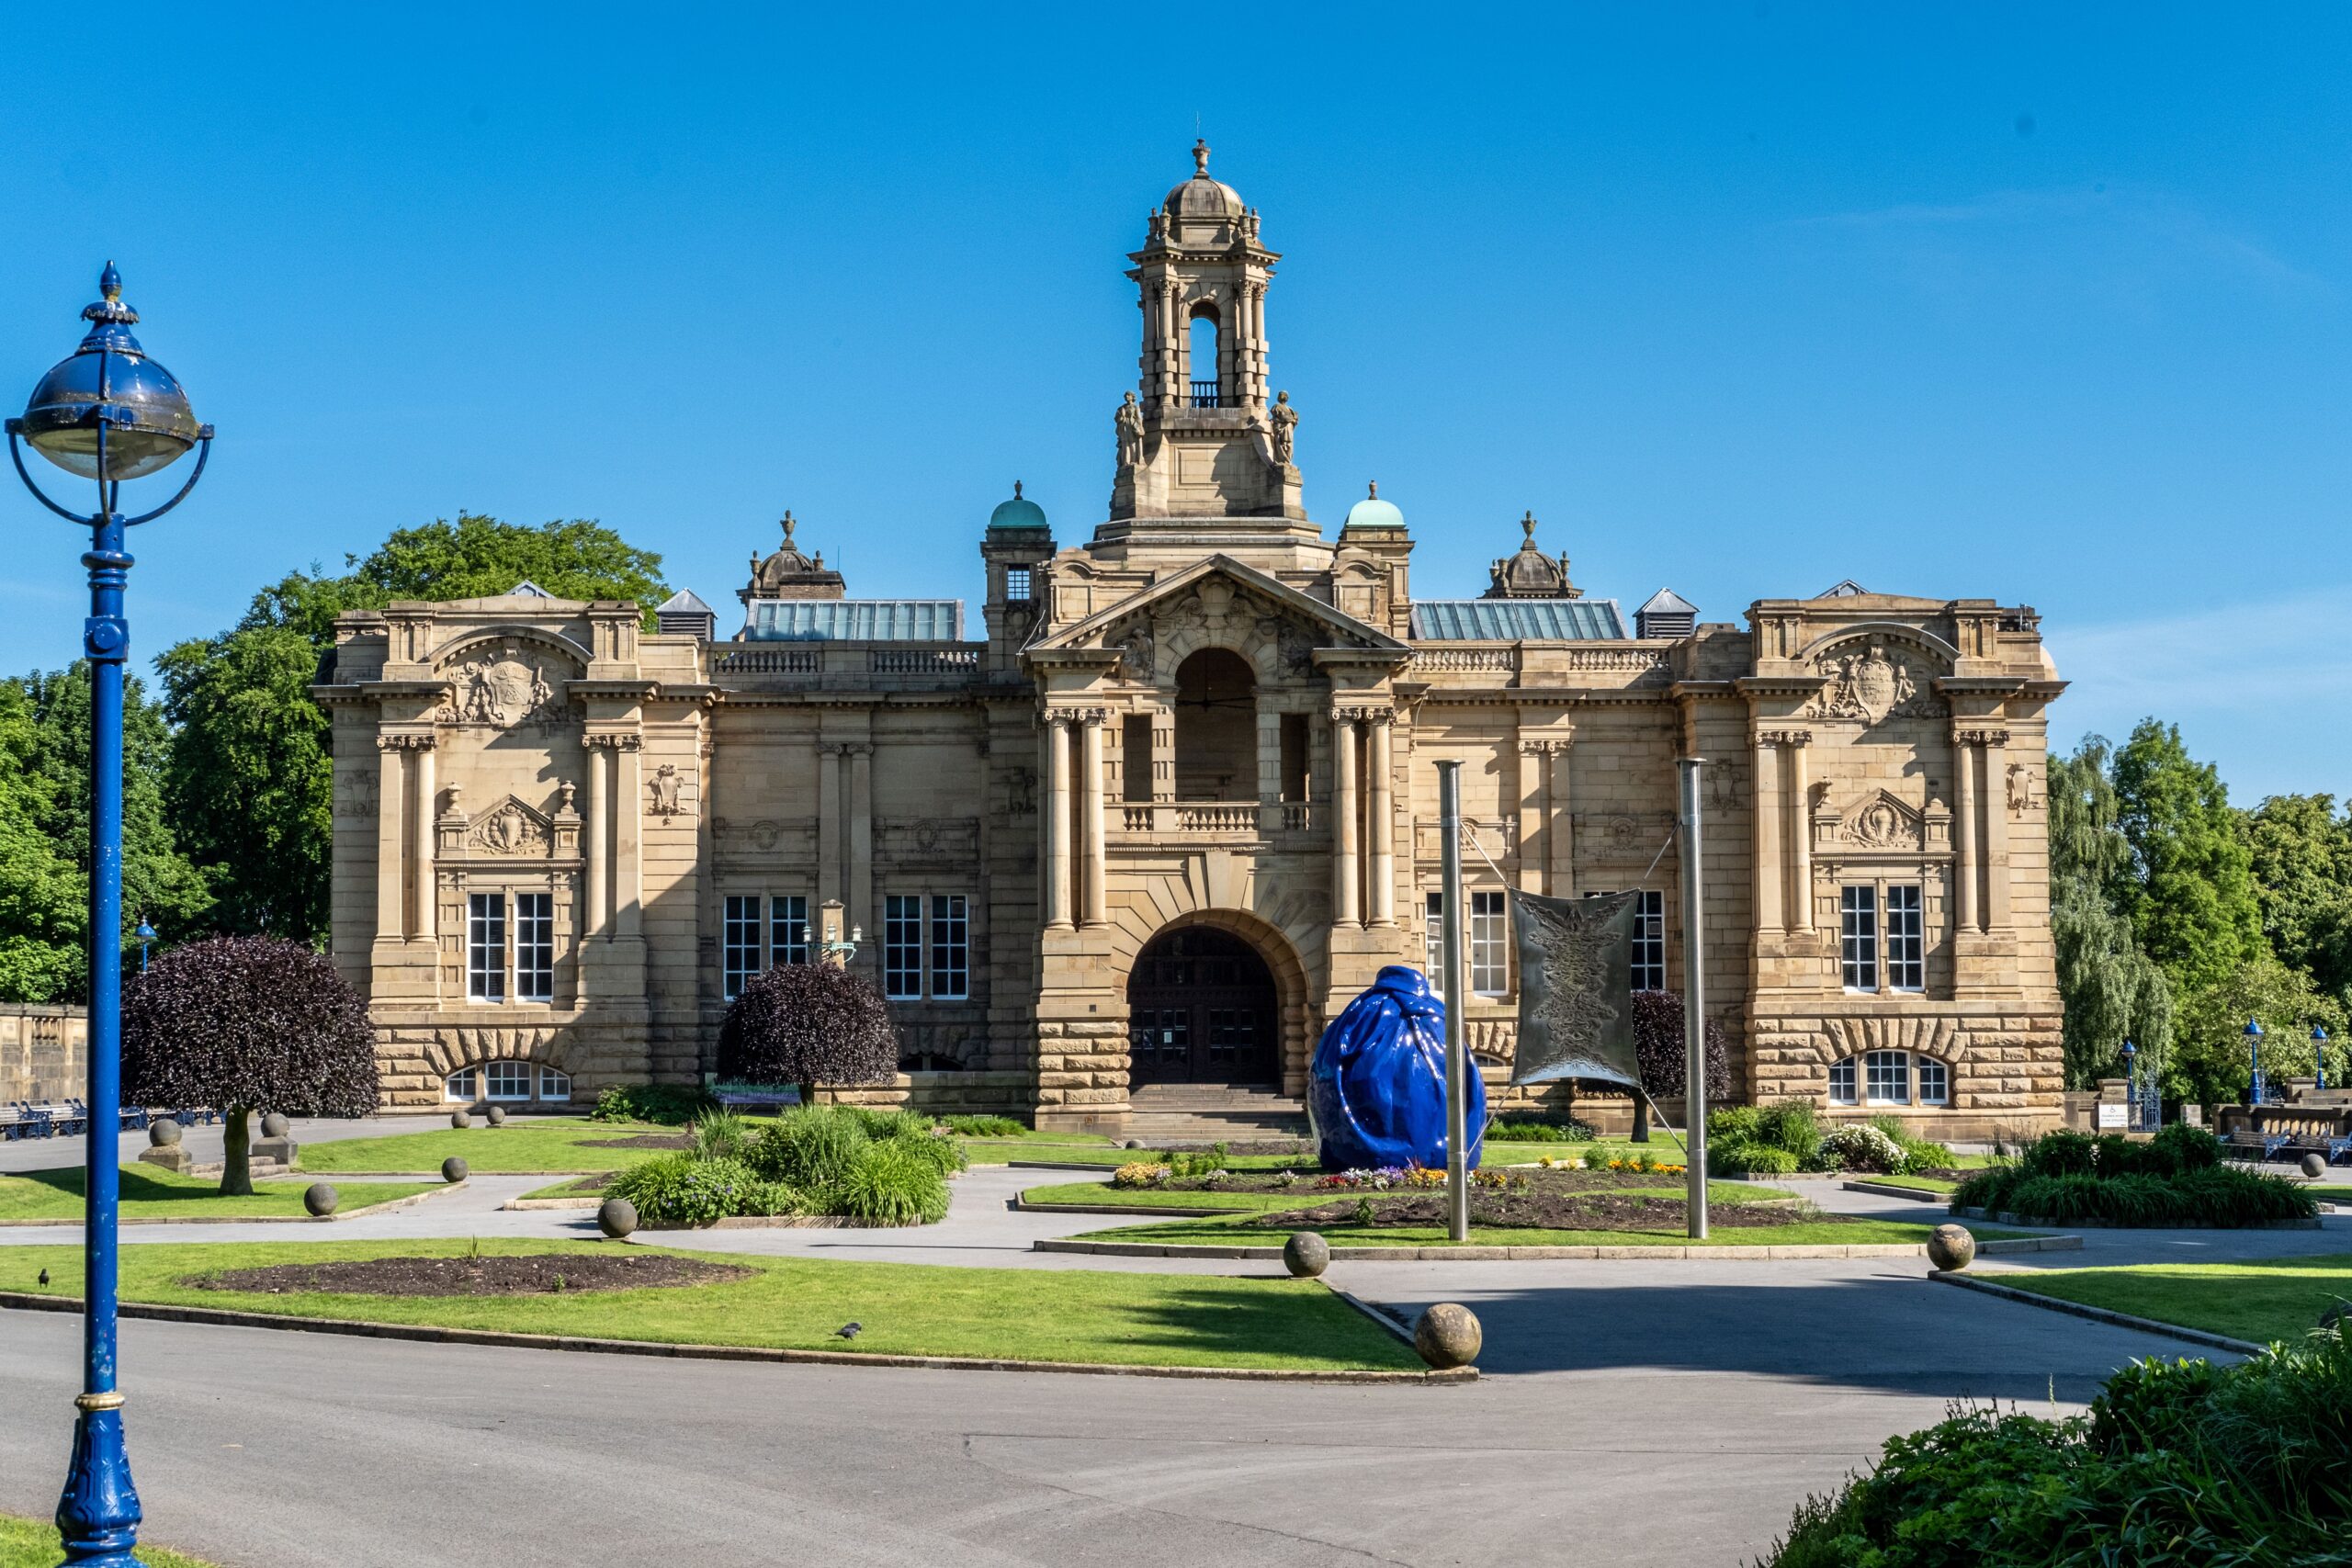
[3,1132,2345,1566]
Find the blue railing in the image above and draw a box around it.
[1189,379,1222,409]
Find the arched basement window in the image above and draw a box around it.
[1172,648,1256,800]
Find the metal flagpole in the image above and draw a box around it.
[1678,756,1708,1241]
[1437,760,1470,1243]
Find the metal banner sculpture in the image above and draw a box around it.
[1310,964,1485,1173]
[1509,889,1641,1089]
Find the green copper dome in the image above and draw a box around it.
[988,480,1048,533]
[1341,480,1405,534]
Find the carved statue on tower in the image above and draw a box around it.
[1114,391,1144,469]
[1268,389,1298,466]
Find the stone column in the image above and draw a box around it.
[1516,739,1546,896]
[1546,739,1574,897]
[1983,731,2012,931]
[817,740,843,913]
[1786,732,1813,932]
[1079,712,1107,927]
[375,739,407,941]
[1367,709,1396,926]
[1752,734,1782,931]
[614,738,643,939]
[411,741,436,942]
[1953,733,1980,933]
[1332,709,1361,928]
[584,741,610,939]
[848,742,874,948]
[1044,716,1072,930]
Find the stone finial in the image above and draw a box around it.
[1193,137,1211,176]
[1521,510,1538,543]
[781,510,797,547]
[1367,480,1378,498]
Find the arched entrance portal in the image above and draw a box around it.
[1125,926,1280,1088]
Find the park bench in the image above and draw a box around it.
[2215,1106,2352,1166]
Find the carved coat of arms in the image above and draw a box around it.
[1804,640,1945,723]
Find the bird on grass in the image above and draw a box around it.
[38,1269,49,1287]
[835,1322,863,1340]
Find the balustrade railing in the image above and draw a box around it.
[715,648,820,674]
[1189,379,1222,409]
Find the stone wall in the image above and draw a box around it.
[0,1005,85,1103]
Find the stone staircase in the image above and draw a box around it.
[1125,1086,1310,1144]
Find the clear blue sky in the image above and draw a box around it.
[2,4,2344,801]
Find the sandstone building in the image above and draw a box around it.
[322,146,2067,1137]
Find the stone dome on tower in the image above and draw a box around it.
[1162,139,1245,222]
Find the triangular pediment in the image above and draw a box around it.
[1832,790,1926,852]
[465,795,556,857]
[1028,554,1405,660]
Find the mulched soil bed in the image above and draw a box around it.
[578,1133,695,1151]
[1140,1168,1697,1200]
[1248,1186,1809,1235]
[186,1254,754,1298]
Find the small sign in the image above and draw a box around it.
[2183,1103,2204,1127]
[2096,1101,2128,1130]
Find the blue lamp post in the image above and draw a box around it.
[132,921,154,975]
[2317,1025,2331,1094]
[7,263,211,1568]
[2245,1017,2266,1106]
[2121,1039,2137,1128]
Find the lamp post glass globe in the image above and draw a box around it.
[17,264,200,482]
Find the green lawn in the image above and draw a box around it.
[6,1238,1420,1373]
[1022,1177,1792,1213]
[1991,1255,2352,1346]
[1071,1212,2026,1249]
[0,1166,436,1224]
[0,1512,215,1568]
[296,1117,677,1174]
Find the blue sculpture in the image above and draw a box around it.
[1310,965,1485,1172]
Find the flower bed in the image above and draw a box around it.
[1951,1126,2317,1229]
[608,1106,964,1227]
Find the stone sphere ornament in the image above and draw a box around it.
[260,1112,289,1139]
[1283,1231,1331,1278]
[1927,1223,1977,1272]
[302,1183,339,1218]
[441,1156,469,1183]
[147,1119,181,1148]
[598,1198,639,1239]
[485,1105,507,1127]
[1413,1303,1482,1370]
[2301,1152,2328,1179]
[449,1110,470,1129]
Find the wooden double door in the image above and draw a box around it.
[1125,927,1279,1088]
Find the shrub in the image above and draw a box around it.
[842,1105,930,1141]
[1760,1333,2352,1565]
[1712,1142,1801,1177]
[1863,1113,1956,1175]
[1707,1106,1765,1142]
[718,963,898,1099]
[1954,1159,2317,1227]
[606,1154,768,1228]
[2021,1128,2101,1179]
[885,1125,968,1178]
[1818,1125,1908,1175]
[1113,1162,1171,1188]
[1753,1102,1825,1168]
[938,1113,1027,1138]
[690,1110,751,1162]
[746,1105,871,1194]
[1487,1116,1599,1143]
[120,935,380,1195]
[588,1083,716,1125]
[1160,1145,1231,1179]
[831,1138,951,1225]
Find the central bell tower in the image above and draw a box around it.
[1109,141,1306,525]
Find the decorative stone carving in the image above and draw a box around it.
[648,762,685,818]
[1114,391,1144,468]
[438,645,566,729]
[334,768,378,819]
[1801,639,1946,722]
[468,798,551,857]
[1118,624,1155,681]
[1268,389,1297,465]
[1005,766,1038,815]
[2007,761,2033,813]
[879,818,981,862]
[1836,791,1925,852]
[1277,622,1315,675]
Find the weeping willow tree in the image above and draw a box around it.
[2048,738,2172,1090]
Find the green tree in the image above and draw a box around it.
[2168,952,2348,1104]
[2239,792,2352,998]
[1,665,211,1000]
[155,626,334,939]
[161,514,667,943]
[0,682,85,1000]
[2109,719,2262,997]
[2046,738,2171,1089]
